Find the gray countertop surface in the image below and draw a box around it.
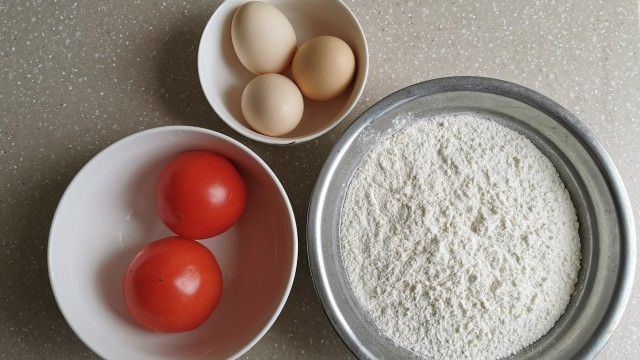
[1,0,638,359]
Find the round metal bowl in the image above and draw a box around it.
[307,77,636,359]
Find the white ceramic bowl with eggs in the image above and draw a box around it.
[198,0,369,145]
[48,126,297,359]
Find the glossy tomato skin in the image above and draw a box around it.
[122,236,223,332]
[156,151,247,240]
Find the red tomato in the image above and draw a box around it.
[156,150,247,240]
[122,236,223,332]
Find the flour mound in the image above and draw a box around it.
[340,114,581,360]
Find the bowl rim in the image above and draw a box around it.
[197,0,370,146]
[306,76,636,359]
[47,125,298,360]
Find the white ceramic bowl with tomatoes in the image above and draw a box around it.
[48,126,297,359]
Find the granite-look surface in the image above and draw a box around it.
[1,0,638,359]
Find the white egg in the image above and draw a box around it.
[231,2,297,75]
[241,74,304,137]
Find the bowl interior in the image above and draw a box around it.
[198,0,368,144]
[48,127,297,360]
[308,78,634,359]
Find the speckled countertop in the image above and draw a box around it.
[1,0,638,359]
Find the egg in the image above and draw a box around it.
[292,36,356,101]
[231,1,297,75]
[241,74,304,137]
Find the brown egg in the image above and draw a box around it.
[241,74,304,137]
[292,36,356,101]
[231,1,297,75]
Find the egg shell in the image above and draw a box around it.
[292,36,356,101]
[241,74,304,137]
[231,1,297,75]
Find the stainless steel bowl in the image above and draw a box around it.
[307,77,636,359]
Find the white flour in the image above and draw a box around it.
[340,114,581,360]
